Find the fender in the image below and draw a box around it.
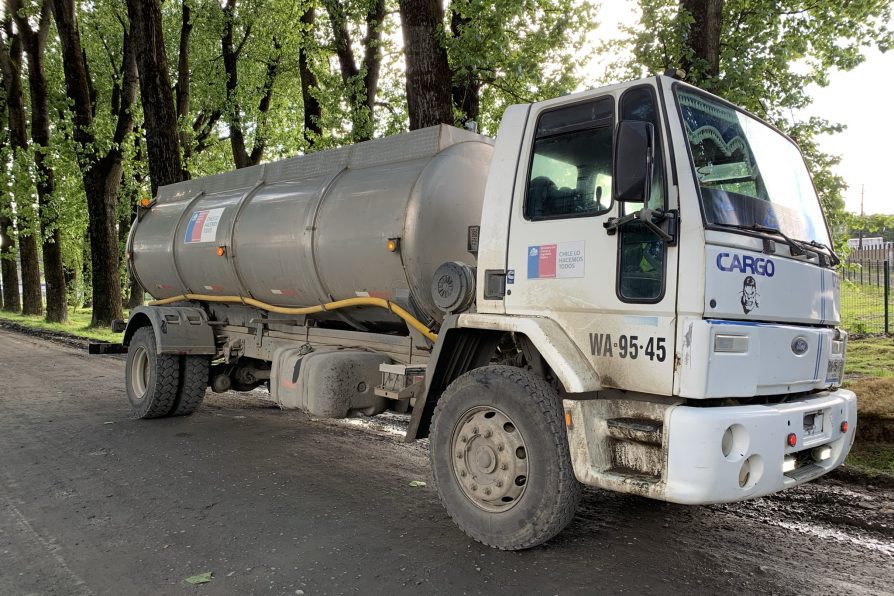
[406,313,601,441]
[458,313,602,393]
[123,305,216,355]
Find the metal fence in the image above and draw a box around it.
[840,243,893,335]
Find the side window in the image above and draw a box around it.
[525,97,614,220]
[620,87,666,212]
[618,87,667,302]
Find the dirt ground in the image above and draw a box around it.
[1,327,893,595]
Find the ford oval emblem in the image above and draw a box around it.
[791,337,809,356]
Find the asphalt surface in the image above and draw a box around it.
[1,326,893,595]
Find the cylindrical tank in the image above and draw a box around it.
[129,125,492,333]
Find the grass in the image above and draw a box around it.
[845,441,894,476]
[844,337,894,379]
[0,307,124,343]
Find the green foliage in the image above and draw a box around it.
[446,0,596,134]
[610,0,894,242]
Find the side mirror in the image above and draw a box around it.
[613,121,654,203]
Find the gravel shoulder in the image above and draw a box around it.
[1,327,892,595]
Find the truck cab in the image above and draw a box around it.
[438,75,854,511]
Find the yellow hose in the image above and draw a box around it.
[148,293,438,342]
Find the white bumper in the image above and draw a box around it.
[664,388,856,504]
[565,388,857,504]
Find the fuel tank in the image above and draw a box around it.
[128,125,492,333]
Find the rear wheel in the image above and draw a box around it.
[170,355,209,416]
[429,365,581,550]
[125,326,180,419]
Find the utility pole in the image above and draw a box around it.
[858,184,864,250]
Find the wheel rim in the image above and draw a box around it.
[451,406,529,512]
[131,346,149,400]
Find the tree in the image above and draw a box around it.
[613,0,894,244]
[219,0,284,168]
[446,0,594,133]
[0,79,19,312]
[298,4,322,144]
[0,10,43,316]
[399,0,453,129]
[126,0,187,195]
[322,0,385,141]
[51,0,138,327]
[10,0,68,322]
[679,0,723,81]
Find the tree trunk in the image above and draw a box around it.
[0,214,19,312]
[398,0,454,130]
[52,0,138,327]
[16,0,67,322]
[220,0,280,168]
[298,6,322,144]
[175,0,193,163]
[0,18,42,316]
[450,10,480,128]
[127,0,186,196]
[680,0,724,81]
[323,0,384,141]
[0,68,19,312]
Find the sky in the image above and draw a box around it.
[583,1,894,216]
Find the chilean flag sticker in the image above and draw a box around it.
[527,241,585,279]
[527,244,557,279]
[183,208,225,244]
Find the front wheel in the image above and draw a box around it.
[429,365,581,550]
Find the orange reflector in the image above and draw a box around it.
[139,197,151,207]
[216,246,226,257]
[386,238,399,252]
[840,421,848,433]
[787,433,797,447]
[564,410,573,428]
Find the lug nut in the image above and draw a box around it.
[456,451,463,459]
[484,488,492,496]
[460,435,468,443]
[472,427,479,434]
[500,463,508,471]
[497,444,504,452]
[484,430,492,438]
[471,484,477,491]
[496,480,503,488]
[460,470,466,477]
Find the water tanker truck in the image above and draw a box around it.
[104,75,856,550]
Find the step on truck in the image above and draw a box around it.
[105,75,856,550]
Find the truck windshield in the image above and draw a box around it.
[676,88,830,246]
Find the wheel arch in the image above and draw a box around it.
[406,314,602,441]
[123,305,216,355]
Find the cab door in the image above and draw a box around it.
[504,84,679,395]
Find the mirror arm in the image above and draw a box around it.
[604,208,677,245]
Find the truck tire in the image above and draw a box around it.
[429,365,581,550]
[170,356,209,416]
[125,326,180,419]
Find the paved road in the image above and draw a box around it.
[1,326,893,595]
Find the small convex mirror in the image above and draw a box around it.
[613,121,655,202]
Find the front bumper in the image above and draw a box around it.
[565,388,857,504]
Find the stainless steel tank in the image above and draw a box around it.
[128,125,493,332]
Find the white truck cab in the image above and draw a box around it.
[416,75,854,545]
[113,75,855,551]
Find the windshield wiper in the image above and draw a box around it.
[804,239,840,266]
[713,222,838,266]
